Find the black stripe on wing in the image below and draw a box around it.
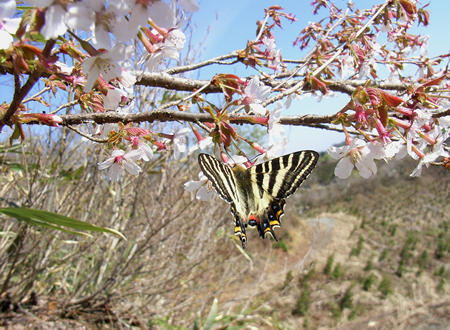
[198,153,237,204]
[251,150,319,199]
[281,151,319,197]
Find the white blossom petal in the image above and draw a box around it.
[66,4,94,31]
[109,163,122,181]
[328,145,350,160]
[180,0,199,12]
[97,157,115,170]
[149,1,175,29]
[184,180,202,192]
[356,157,377,178]
[139,143,154,162]
[123,159,142,175]
[334,157,354,179]
[249,103,267,115]
[196,186,215,201]
[0,0,17,18]
[3,17,20,34]
[103,88,125,110]
[0,30,13,49]
[41,4,68,39]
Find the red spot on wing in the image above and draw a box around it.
[248,214,260,225]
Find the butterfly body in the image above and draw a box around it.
[198,151,318,248]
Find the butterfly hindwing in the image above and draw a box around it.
[250,150,319,200]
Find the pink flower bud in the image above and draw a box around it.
[20,113,63,127]
[220,152,229,163]
[374,117,391,144]
[251,142,266,154]
[153,140,167,150]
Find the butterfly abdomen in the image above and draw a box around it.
[232,166,258,220]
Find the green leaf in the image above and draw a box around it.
[59,166,86,181]
[10,124,23,144]
[0,207,126,240]
[204,298,218,330]
[2,162,25,172]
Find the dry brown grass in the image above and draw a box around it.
[0,137,248,327]
[0,139,448,328]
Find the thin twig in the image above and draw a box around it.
[67,125,109,143]
[163,51,240,75]
[262,1,391,107]
[23,87,51,103]
[50,100,79,114]
[0,40,56,129]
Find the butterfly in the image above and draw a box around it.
[198,150,319,248]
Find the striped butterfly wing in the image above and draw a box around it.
[198,151,319,248]
[250,150,319,200]
[198,153,249,245]
[197,153,237,204]
[247,150,319,241]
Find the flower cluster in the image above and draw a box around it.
[329,82,449,178]
[0,0,202,181]
[0,0,448,185]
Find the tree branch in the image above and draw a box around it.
[58,110,337,127]
[0,39,56,129]
[52,105,447,133]
[135,72,220,93]
[135,71,409,96]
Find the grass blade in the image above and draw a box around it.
[0,207,126,240]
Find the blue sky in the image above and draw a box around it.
[188,0,449,152]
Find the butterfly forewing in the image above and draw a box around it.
[251,150,319,199]
[198,153,237,204]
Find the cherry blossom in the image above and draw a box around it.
[82,44,129,91]
[188,136,213,154]
[261,104,287,160]
[0,0,20,49]
[103,87,127,111]
[339,54,355,79]
[125,2,153,35]
[184,172,215,201]
[328,138,379,179]
[130,137,154,162]
[224,154,248,166]
[94,123,119,139]
[242,77,271,115]
[172,127,190,159]
[148,1,176,29]
[262,36,282,70]
[406,114,450,176]
[141,27,187,71]
[161,29,187,60]
[67,0,135,49]
[28,0,68,39]
[410,148,447,177]
[97,149,142,181]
